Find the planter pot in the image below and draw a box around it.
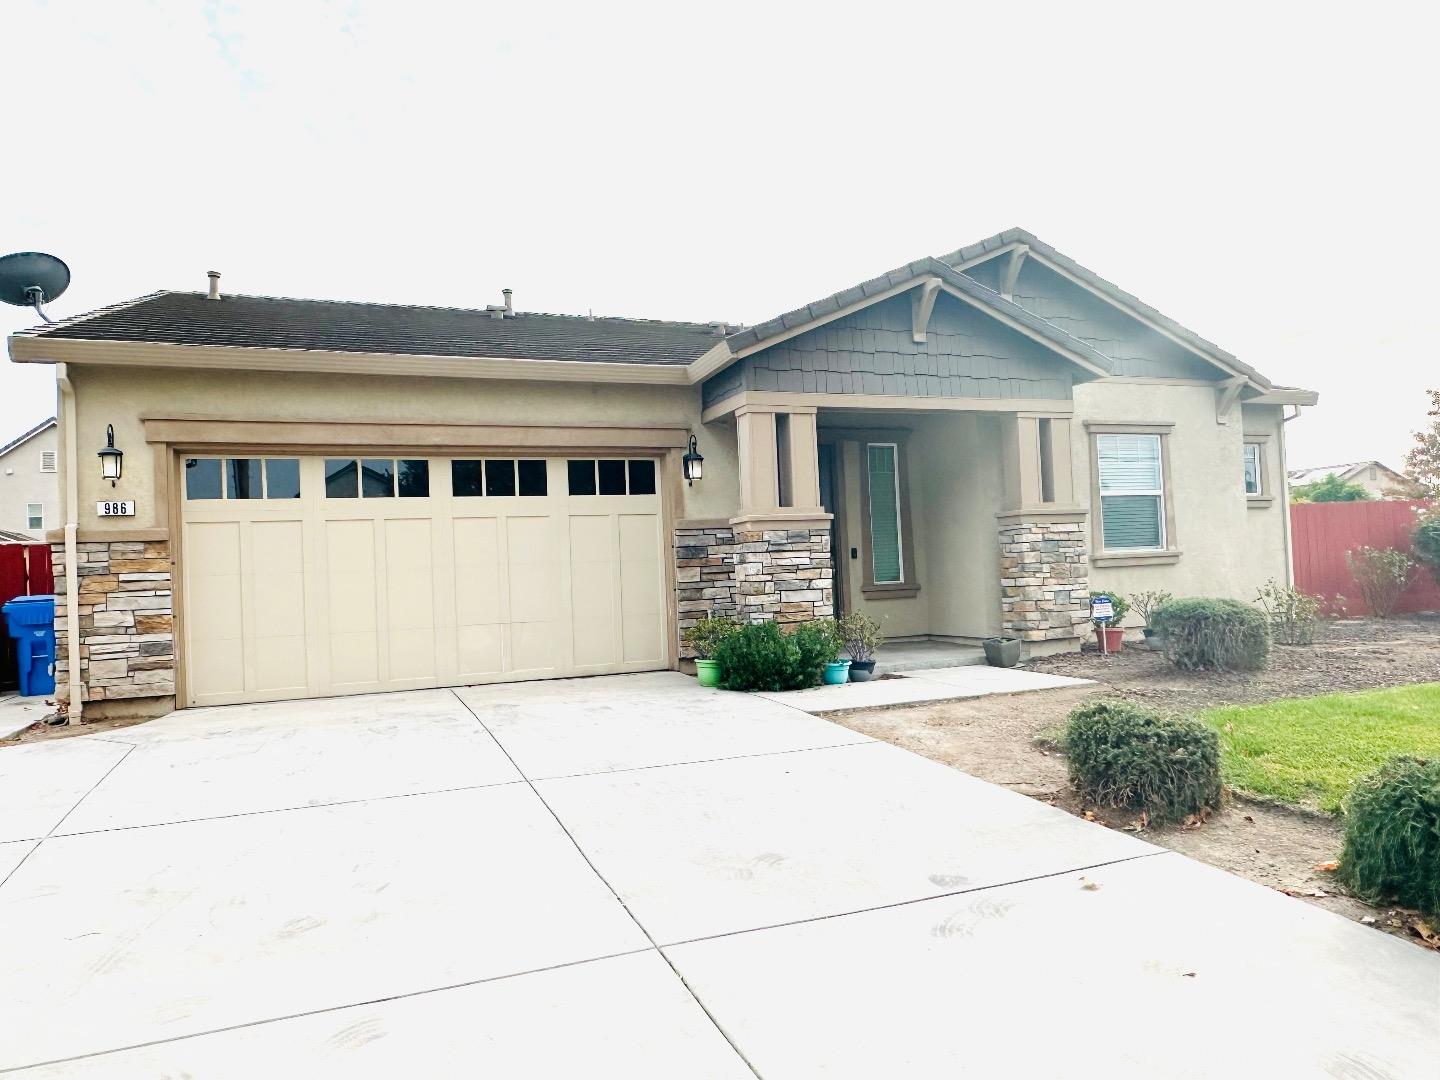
[694,659,722,688]
[982,636,1022,668]
[823,660,852,685]
[1094,627,1125,653]
[849,659,877,682]
[1141,627,1165,652]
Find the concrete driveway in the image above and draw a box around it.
[0,673,1435,1077]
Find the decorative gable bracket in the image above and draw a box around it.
[910,277,941,343]
[1214,376,1247,424]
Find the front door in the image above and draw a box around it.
[817,443,844,617]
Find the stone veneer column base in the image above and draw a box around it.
[998,517,1089,646]
[732,527,833,625]
[673,524,835,658]
[52,540,176,711]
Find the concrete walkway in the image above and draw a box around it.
[0,672,1435,1077]
[758,664,1091,712]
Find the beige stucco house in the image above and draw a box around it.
[7,229,1316,719]
[1288,461,1420,500]
[0,417,59,540]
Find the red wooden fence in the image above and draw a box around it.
[1290,500,1440,615]
[0,542,55,691]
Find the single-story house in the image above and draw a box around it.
[0,416,59,540]
[1288,461,1420,500]
[7,229,1317,718]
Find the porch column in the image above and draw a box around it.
[997,412,1089,655]
[728,404,832,625]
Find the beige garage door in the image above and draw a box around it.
[179,454,667,706]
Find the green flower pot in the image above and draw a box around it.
[694,659,722,688]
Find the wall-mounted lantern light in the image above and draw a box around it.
[98,424,123,486]
[682,434,704,486]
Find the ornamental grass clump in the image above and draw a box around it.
[1149,598,1270,672]
[1063,701,1222,825]
[1337,756,1440,918]
[714,619,835,692]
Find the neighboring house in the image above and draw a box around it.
[7,228,1317,717]
[1287,461,1420,500]
[0,417,58,540]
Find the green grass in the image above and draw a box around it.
[1202,683,1440,814]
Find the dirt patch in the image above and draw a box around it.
[826,615,1440,948]
[1,713,156,746]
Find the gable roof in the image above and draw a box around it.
[1288,461,1408,487]
[0,417,56,459]
[20,291,724,366]
[941,228,1273,390]
[718,255,1114,379]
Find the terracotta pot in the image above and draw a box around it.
[1094,627,1125,652]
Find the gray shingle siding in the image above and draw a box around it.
[701,292,1075,405]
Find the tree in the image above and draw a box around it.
[1290,473,1373,503]
[1403,389,1440,500]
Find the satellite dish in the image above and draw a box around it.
[0,252,71,323]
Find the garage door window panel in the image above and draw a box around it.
[226,459,263,500]
[325,459,359,499]
[485,459,517,497]
[361,459,395,498]
[517,459,547,497]
[452,460,484,497]
[597,459,627,496]
[265,458,301,499]
[398,459,430,498]
[568,460,598,495]
[627,459,656,495]
[185,458,224,500]
[568,458,658,497]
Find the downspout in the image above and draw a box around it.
[1279,405,1301,587]
[56,364,83,723]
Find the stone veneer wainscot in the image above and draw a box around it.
[52,540,175,705]
[674,525,835,657]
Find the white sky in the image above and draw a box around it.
[3,0,1435,470]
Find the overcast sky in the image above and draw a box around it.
[3,1,1435,470]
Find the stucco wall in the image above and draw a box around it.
[0,424,59,538]
[1072,382,1290,617]
[63,366,739,531]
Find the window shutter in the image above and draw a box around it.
[867,445,902,583]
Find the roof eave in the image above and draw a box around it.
[8,336,694,386]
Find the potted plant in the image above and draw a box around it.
[819,619,851,685]
[1130,590,1172,651]
[837,611,883,682]
[982,636,1022,668]
[682,614,739,688]
[1088,591,1129,652]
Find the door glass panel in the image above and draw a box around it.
[452,460,484,497]
[325,458,359,498]
[627,459,656,495]
[567,459,597,495]
[485,459,516,497]
[517,459,548,497]
[265,458,301,499]
[361,459,395,497]
[398,459,430,498]
[226,459,263,499]
[867,444,902,584]
[185,458,223,500]
[598,459,626,495]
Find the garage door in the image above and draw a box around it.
[179,454,667,706]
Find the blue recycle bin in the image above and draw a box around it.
[3,594,56,697]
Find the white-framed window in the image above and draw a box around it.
[26,503,43,530]
[1243,443,1263,496]
[866,443,904,584]
[1097,433,1165,550]
[40,451,56,473]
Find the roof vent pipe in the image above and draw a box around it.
[502,288,513,314]
[207,271,221,301]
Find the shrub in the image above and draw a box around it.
[1150,598,1270,672]
[1346,546,1414,618]
[1337,757,1440,918]
[1254,579,1320,646]
[1414,512,1440,586]
[1063,701,1222,825]
[1087,591,1129,624]
[837,611,884,662]
[714,620,833,692]
[682,614,739,660]
[1129,590,1173,629]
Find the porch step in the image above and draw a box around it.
[875,641,987,676]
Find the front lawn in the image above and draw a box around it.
[1203,683,1440,814]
